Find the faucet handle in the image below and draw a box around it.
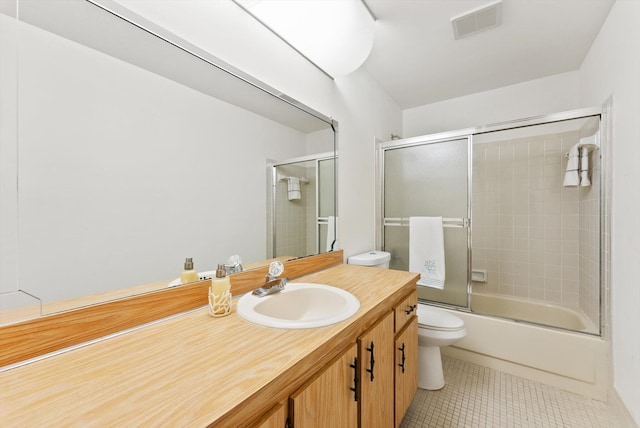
[268,261,285,278]
[225,254,243,274]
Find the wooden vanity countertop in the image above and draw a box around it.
[0,264,418,427]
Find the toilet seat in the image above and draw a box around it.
[417,306,464,332]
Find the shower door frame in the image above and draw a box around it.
[377,106,606,330]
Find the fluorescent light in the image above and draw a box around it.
[235,0,376,78]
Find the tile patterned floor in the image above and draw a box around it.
[400,356,631,428]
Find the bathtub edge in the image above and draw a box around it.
[437,308,608,401]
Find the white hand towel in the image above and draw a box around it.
[409,217,446,289]
[563,143,580,187]
[326,216,339,252]
[287,177,301,200]
[579,146,591,187]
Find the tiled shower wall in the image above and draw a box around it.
[472,130,600,323]
[579,140,601,327]
[274,164,315,257]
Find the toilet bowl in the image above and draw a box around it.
[417,304,467,390]
[348,251,467,390]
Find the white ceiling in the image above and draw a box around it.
[361,0,615,109]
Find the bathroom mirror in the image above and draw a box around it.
[270,152,337,259]
[0,0,337,319]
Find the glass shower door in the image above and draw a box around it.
[317,156,336,253]
[382,137,470,308]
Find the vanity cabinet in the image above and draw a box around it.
[288,306,413,428]
[394,290,419,427]
[248,402,287,428]
[289,344,358,428]
[358,311,396,428]
[1,263,421,427]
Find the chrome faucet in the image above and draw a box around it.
[252,261,288,297]
[224,254,243,275]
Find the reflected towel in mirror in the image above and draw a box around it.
[287,177,301,200]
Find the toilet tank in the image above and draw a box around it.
[348,251,391,269]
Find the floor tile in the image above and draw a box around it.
[400,356,630,428]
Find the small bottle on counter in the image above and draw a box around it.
[211,264,230,296]
[180,258,199,284]
[209,264,232,317]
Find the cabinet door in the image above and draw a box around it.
[395,316,418,427]
[358,311,395,428]
[248,402,287,428]
[290,344,358,428]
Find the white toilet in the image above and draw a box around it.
[348,251,467,390]
[416,304,466,390]
[347,251,391,269]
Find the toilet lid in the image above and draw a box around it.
[348,251,391,266]
[417,306,465,331]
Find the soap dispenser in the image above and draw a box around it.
[180,258,199,284]
[211,264,231,296]
[209,264,232,317]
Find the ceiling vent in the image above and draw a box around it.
[451,0,503,40]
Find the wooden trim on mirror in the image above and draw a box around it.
[0,251,344,369]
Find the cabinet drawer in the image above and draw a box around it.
[394,290,417,333]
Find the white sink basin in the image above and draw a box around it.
[236,283,360,329]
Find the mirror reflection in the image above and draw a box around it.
[270,151,337,259]
[0,0,336,319]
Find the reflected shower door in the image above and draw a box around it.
[318,157,336,253]
[383,138,470,307]
[272,155,336,258]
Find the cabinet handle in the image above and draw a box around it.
[349,357,359,402]
[404,304,417,315]
[398,343,406,374]
[366,341,375,381]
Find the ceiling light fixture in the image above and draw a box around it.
[234,0,376,79]
[451,0,503,40]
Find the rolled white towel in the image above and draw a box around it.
[579,146,591,187]
[287,177,301,200]
[567,155,579,171]
[563,143,580,187]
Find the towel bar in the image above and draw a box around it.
[383,217,470,228]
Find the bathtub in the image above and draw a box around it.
[422,295,608,400]
[470,292,598,334]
